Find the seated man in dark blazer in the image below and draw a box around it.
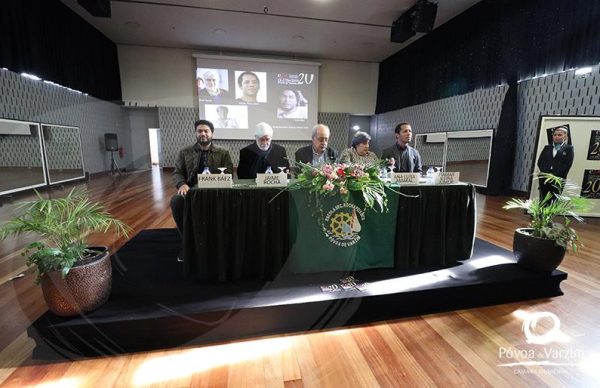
[237,122,289,179]
[294,124,337,166]
[381,122,422,173]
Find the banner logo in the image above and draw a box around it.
[322,203,365,247]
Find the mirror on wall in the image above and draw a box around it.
[0,119,46,195]
[41,124,85,184]
[414,132,447,170]
[414,129,494,186]
[446,130,494,187]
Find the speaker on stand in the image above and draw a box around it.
[104,133,121,176]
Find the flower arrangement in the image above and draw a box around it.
[290,160,389,212]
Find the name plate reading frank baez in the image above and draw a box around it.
[197,174,233,188]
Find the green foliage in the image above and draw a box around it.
[0,188,130,281]
[290,160,389,213]
[503,173,591,252]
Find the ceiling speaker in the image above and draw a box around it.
[412,1,438,33]
[390,13,416,43]
[77,0,111,18]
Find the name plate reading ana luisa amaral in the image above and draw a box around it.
[256,173,288,187]
[434,172,460,185]
[197,173,233,188]
[390,173,420,185]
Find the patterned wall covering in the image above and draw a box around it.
[44,126,84,170]
[158,107,350,168]
[373,86,508,170]
[413,139,445,166]
[446,138,492,162]
[0,131,43,167]
[413,137,492,166]
[513,65,600,191]
[0,69,131,174]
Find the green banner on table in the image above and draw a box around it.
[287,189,399,273]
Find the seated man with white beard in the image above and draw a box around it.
[237,122,289,179]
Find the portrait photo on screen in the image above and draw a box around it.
[234,71,267,103]
[276,89,308,120]
[197,68,231,103]
[205,104,248,129]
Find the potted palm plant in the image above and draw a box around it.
[503,173,591,272]
[0,188,129,316]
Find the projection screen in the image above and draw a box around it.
[193,54,320,141]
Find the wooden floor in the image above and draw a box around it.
[0,168,599,387]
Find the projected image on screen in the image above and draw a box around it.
[205,104,248,129]
[234,71,267,104]
[195,54,319,140]
[277,89,308,120]
[197,68,231,104]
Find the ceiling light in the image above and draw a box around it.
[21,73,41,81]
[575,67,593,76]
[352,125,360,131]
[292,35,305,42]
[213,28,226,35]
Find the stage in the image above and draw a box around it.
[29,228,567,359]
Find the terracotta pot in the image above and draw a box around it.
[40,247,111,317]
[513,228,566,272]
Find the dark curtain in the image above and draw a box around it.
[0,0,122,101]
[482,77,517,195]
[376,0,600,113]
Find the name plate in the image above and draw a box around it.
[435,172,460,185]
[256,173,288,187]
[197,173,233,188]
[391,173,420,185]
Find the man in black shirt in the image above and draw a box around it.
[381,122,423,173]
[237,122,289,179]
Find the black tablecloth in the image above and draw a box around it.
[393,185,476,269]
[182,184,475,281]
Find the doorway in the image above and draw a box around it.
[148,128,162,166]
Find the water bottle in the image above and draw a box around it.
[202,166,210,174]
[265,166,273,174]
[380,166,388,179]
[426,166,435,183]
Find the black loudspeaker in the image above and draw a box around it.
[412,1,438,33]
[390,0,438,43]
[77,0,111,17]
[105,133,118,151]
[391,14,416,43]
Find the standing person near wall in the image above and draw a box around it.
[537,125,574,201]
